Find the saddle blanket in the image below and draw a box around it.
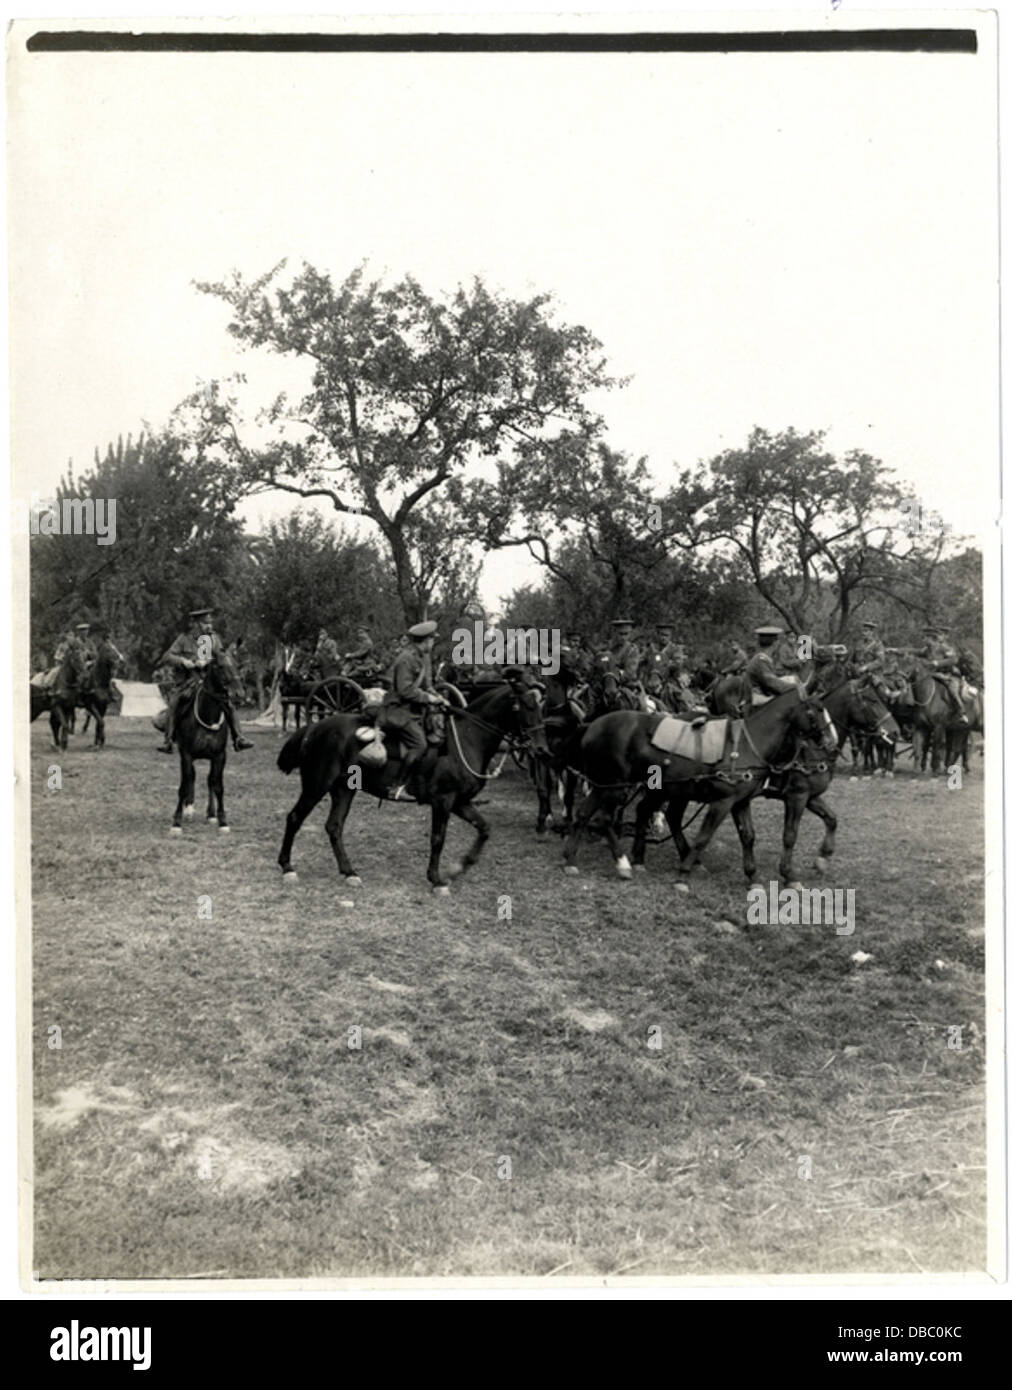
[650,715,729,764]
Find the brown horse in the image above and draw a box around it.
[563,687,829,881]
[276,675,548,893]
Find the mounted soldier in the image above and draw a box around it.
[343,625,375,679]
[382,620,448,800]
[916,624,969,723]
[603,618,643,706]
[157,606,253,753]
[852,619,890,702]
[746,625,806,705]
[312,627,342,680]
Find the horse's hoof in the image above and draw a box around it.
[339,899,355,909]
[169,827,183,837]
[182,805,195,819]
[445,861,465,880]
[432,884,451,897]
[632,863,646,873]
[675,881,690,894]
[345,875,362,887]
[282,871,298,884]
[563,865,579,877]
[207,816,218,825]
[219,825,231,834]
[849,775,859,783]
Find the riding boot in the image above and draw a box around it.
[224,704,253,750]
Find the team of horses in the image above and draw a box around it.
[30,643,982,894]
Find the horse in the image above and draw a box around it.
[276,674,549,893]
[77,644,119,749]
[30,646,86,751]
[906,660,966,776]
[276,666,314,731]
[530,671,586,836]
[945,687,983,775]
[168,649,245,834]
[563,686,828,881]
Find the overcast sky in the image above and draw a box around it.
[9,23,998,608]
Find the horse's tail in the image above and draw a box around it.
[278,726,308,774]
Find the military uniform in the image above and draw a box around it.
[854,627,889,700]
[157,612,251,752]
[313,631,342,679]
[918,631,967,718]
[343,631,375,676]
[382,622,441,791]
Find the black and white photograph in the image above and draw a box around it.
[8,11,1002,1292]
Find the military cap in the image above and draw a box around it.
[754,625,783,637]
[75,622,91,631]
[861,619,878,629]
[407,620,437,639]
[611,618,633,628]
[189,606,215,619]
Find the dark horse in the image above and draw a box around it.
[564,687,829,882]
[30,647,86,751]
[78,643,119,749]
[168,651,245,834]
[277,675,548,893]
[531,671,586,836]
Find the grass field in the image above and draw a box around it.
[30,717,987,1280]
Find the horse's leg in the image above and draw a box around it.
[562,770,578,834]
[777,787,805,886]
[427,796,455,893]
[562,786,604,874]
[665,795,691,865]
[278,771,331,878]
[447,798,490,879]
[534,758,552,836]
[631,788,665,868]
[172,750,194,830]
[807,792,837,873]
[323,783,359,880]
[731,796,759,884]
[679,799,732,880]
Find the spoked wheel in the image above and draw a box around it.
[305,676,366,721]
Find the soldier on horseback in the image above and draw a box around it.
[606,619,643,703]
[746,625,806,703]
[853,620,891,702]
[917,624,969,724]
[157,607,253,753]
[343,625,375,679]
[382,620,447,801]
[312,627,342,680]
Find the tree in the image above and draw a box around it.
[246,510,402,657]
[29,432,249,677]
[669,427,962,640]
[191,262,617,623]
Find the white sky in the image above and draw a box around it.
[8,20,999,608]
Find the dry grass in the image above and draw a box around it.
[31,720,986,1279]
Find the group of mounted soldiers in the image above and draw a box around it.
[36,604,980,779]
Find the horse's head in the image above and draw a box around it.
[795,694,837,753]
[202,648,245,705]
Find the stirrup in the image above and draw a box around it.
[233,735,253,750]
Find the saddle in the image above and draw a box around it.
[649,714,732,765]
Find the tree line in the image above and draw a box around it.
[30,262,982,680]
